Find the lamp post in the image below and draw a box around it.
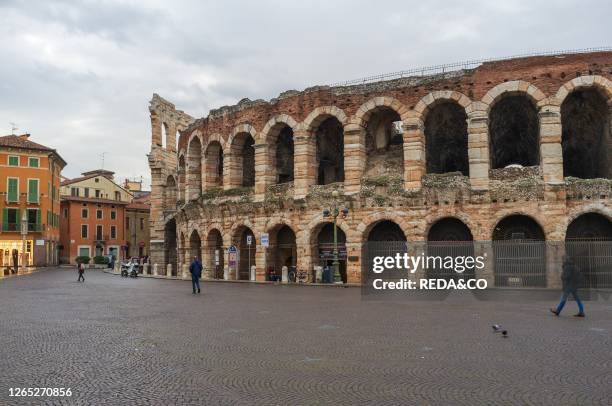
[20,210,28,274]
[322,190,349,284]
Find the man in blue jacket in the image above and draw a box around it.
[189,256,203,294]
[550,256,585,317]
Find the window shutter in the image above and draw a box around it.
[7,178,17,202]
[28,179,39,203]
[2,208,7,231]
[37,209,41,227]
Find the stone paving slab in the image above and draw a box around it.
[0,267,610,405]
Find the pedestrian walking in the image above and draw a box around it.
[189,256,202,294]
[77,262,85,282]
[550,257,585,317]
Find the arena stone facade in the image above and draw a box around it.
[148,51,612,285]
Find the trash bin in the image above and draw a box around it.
[322,266,332,283]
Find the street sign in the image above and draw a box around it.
[246,235,252,246]
[261,233,269,247]
[228,245,237,254]
[228,245,237,267]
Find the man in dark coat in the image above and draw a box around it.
[551,257,585,317]
[189,256,203,294]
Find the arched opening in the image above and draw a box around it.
[364,107,403,178]
[315,117,344,185]
[267,225,297,279]
[275,125,295,184]
[206,229,224,279]
[164,219,177,274]
[233,226,255,281]
[566,213,612,289]
[427,218,474,280]
[492,215,545,287]
[363,220,407,282]
[177,155,186,202]
[189,230,201,263]
[314,223,347,283]
[164,175,177,210]
[186,137,202,199]
[489,95,539,169]
[230,133,255,187]
[204,141,224,188]
[161,122,168,149]
[367,220,407,242]
[425,101,469,175]
[561,88,610,179]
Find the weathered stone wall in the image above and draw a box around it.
[148,51,612,284]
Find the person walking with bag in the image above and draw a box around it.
[550,256,585,317]
[189,256,202,294]
[77,262,85,282]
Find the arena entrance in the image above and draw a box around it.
[206,229,224,279]
[427,218,475,281]
[164,218,177,275]
[492,215,546,287]
[566,213,612,289]
[267,225,297,280]
[315,223,347,283]
[234,226,256,281]
[363,220,407,281]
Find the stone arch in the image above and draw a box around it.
[566,212,612,240]
[485,83,542,169]
[205,227,224,279]
[302,106,347,132]
[186,136,202,199]
[266,223,298,276]
[309,220,349,283]
[492,214,546,288]
[260,115,299,185]
[427,217,474,241]
[228,130,255,187]
[364,220,407,242]
[356,212,411,244]
[354,96,410,128]
[163,174,177,210]
[555,75,612,105]
[204,140,224,189]
[227,123,257,151]
[357,98,406,179]
[231,224,256,281]
[426,216,476,281]
[560,81,611,179]
[189,229,202,261]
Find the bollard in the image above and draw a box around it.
[182,264,189,280]
[223,266,229,281]
[281,266,288,284]
[250,265,256,281]
[166,263,172,277]
[315,266,323,283]
[153,263,158,276]
[143,263,149,275]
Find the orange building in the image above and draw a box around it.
[0,134,66,268]
[59,170,132,263]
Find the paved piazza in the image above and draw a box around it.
[1,268,611,405]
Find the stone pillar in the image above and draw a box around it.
[467,107,490,190]
[345,242,362,284]
[225,151,241,190]
[186,152,202,200]
[151,112,162,147]
[255,246,267,281]
[474,241,494,287]
[166,123,177,152]
[143,263,149,275]
[539,107,564,184]
[153,263,158,276]
[281,266,288,283]
[296,240,313,283]
[293,129,315,199]
[343,124,366,195]
[250,265,256,281]
[403,117,425,190]
[166,263,172,277]
[182,264,189,280]
[253,143,269,201]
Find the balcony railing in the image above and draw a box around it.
[1,223,43,232]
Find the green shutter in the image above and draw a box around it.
[29,157,39,167]
[28,179,39,203]
[7,178,18,202]
[2,208,7,231]
[36,209,41,230]
[8,156,18,166]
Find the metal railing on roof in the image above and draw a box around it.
[329,47,612,87]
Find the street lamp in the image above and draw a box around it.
[20,210,28,274]
[322,190,349,284]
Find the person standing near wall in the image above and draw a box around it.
[189,256,202,294]
[550,257,585,317]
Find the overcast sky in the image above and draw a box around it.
[0,0,610,188]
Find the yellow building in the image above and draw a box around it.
[0,134,66,270]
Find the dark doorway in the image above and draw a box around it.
[316,117,344,184]
[425,102,469,175]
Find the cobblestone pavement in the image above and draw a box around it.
[1,268,611,405]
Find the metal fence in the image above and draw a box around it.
[566,240,612,289]
[492,241,547,288]
[330,47,612,87]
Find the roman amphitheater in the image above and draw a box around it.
[147,50,612,287]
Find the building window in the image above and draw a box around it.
[78,246,90,257]
[84,187,90,198]
[96,225,103,240]
[2,208,19,231]
[63,208,68,218]
[95,189,101,198]
[140,217,144,230]
[27,179,39,203]
[26,208,40,231]
[95,177,99,183]
[8,156,19,166]
[96,209,102,219]
[126,217,130,230]
[28,157,39,168]
[110,225,116,239]
[7,177,19,202]
[81,224,88,238]
[110,210,116,220]
[114,191,121,201]
[81,208,88,218]
[71,187,79,197]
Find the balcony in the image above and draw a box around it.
[94,235,109,244]
[1,223,43,232]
